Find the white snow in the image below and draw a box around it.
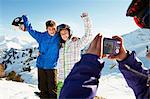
[123,29,150,58]
[0,35,38,50]
[0,79,39,99]
[0,73,135,99]
[6,41,23,49]
[96,74,135,99]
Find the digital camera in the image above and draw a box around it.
[103,38,121,55]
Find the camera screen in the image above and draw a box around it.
[103,38,120,55]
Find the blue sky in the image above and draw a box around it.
[0,0,138,39]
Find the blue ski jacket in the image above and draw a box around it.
[22,15,60,69]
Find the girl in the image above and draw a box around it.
[57,13,92,81]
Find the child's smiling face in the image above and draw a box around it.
[47,26,57,36]
[60,29,70,41]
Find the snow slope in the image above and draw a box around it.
[96,74,135,99]
[0,79,39,99]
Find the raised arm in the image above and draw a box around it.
[77,12,92,47]
[22,15,42,43]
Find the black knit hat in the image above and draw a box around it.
[12,17,24,26]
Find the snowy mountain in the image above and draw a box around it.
[102,28,150,75]
[123,29,150,52]
[0,28,149,99]
[0,35,37,50]
[0,35,39,85]
[0,47,39,85]
[123,29,150,67]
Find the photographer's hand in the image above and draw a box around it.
[108,36,127,61]
[86,34,103,58]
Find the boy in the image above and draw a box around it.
[21,15,60,98]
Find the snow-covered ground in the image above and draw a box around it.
[0,28,149,99]
[97,74,135,99]
[0,79,39,99]
[0,73,135,99]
